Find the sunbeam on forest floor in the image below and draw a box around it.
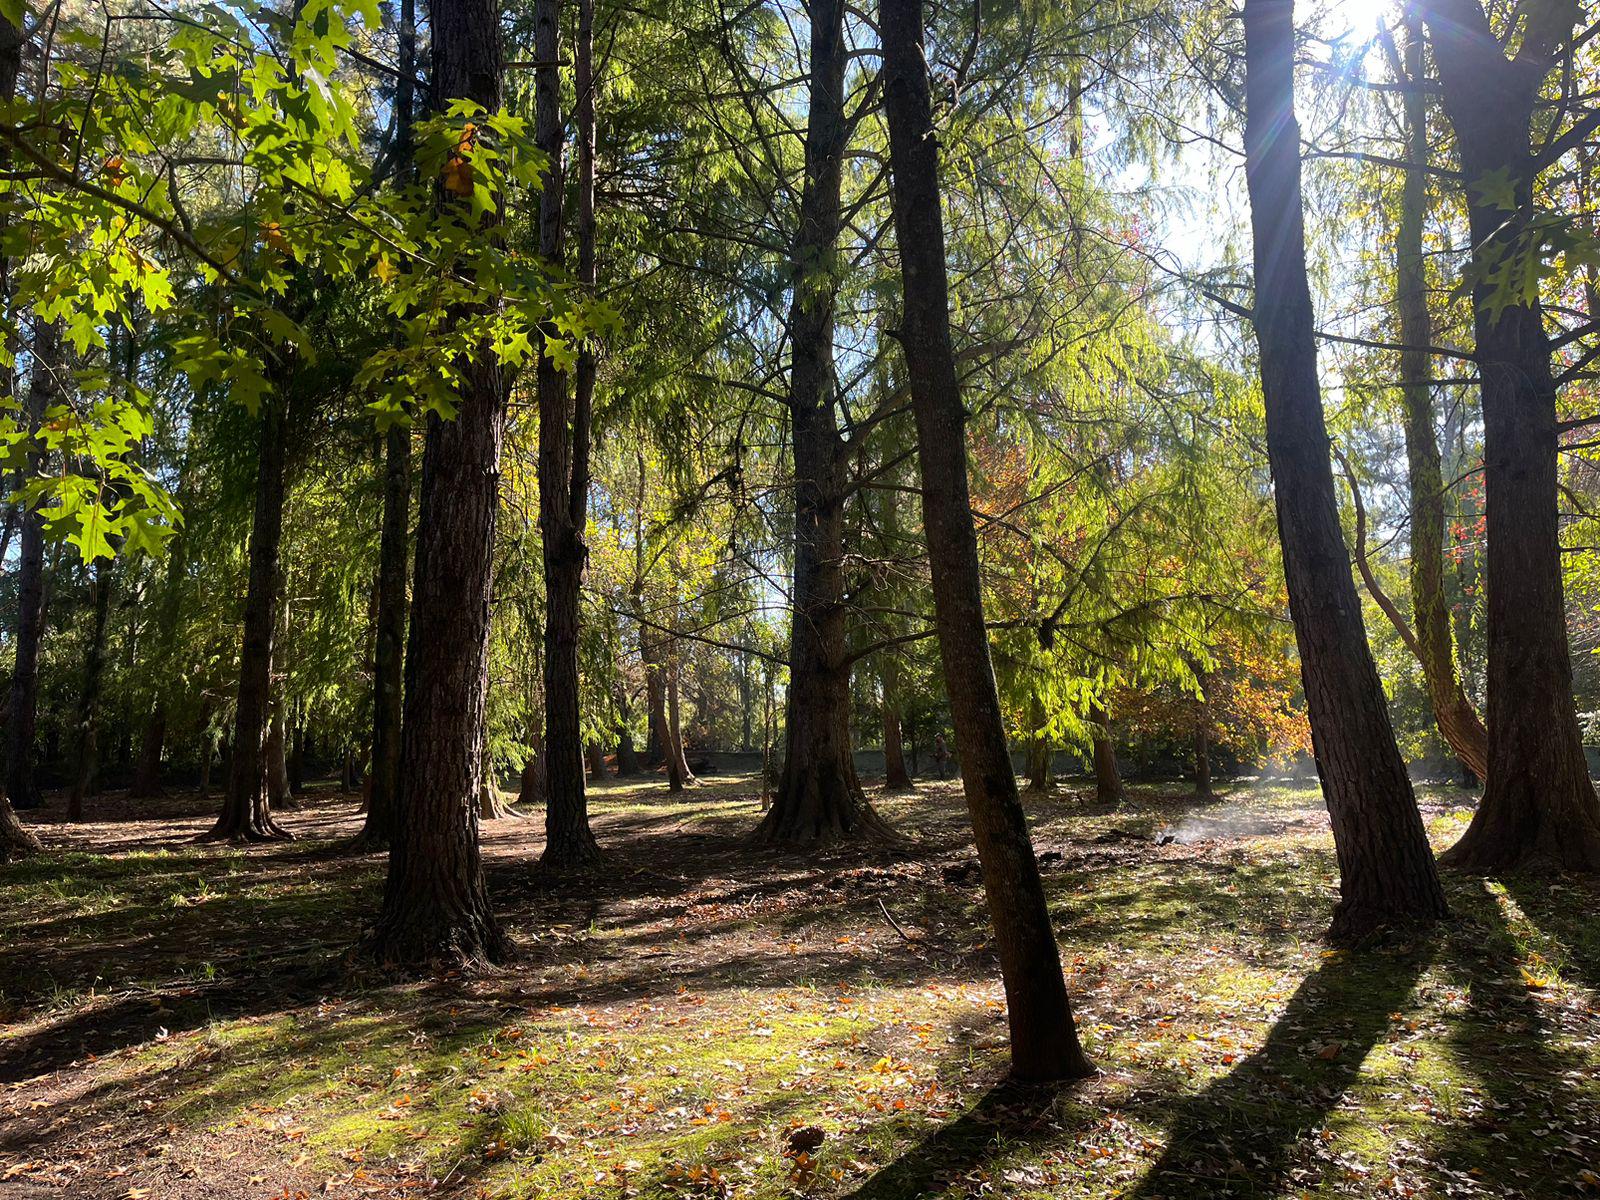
[1,777,1596,1199]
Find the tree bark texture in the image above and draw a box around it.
[6,320,60,812]
[1394,10,1489,783]
[538,0,602,868]
[755,0,892,846]
[361,0,511,969]
[67,559,114,821]
[204,393,293,843]
[1242,0,1447,937]
[882,0,1093,1081]
[1090,703,1123,803]
[1417,0,1600,870]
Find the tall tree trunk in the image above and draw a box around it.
[1393,10,1489,783]
[197,704,215,801]
[642,629,687,790]
[0,472,15,569]
[881,653,912,790]
[267,701,294,811]
[519,732,547,807]
[131,703,168,797]
[667,657,689,770]
[1241,0,1447,937]
[1417,0,1600,870]
[1090,702,1123,803]
[1194,722,1213,802]
[0,8,34,860]
[586,742,606,780]
[362,0,511,968]
[1024,693,1052,793]
[739,650,753,752]
[881,0,1093,1082]
[205,394,293,842]
[755,0,892,846]
[67,559,114,821]
[614,687,641,775]
[6,320,60,812]
[289,722,306,795]
[538,0,602,868]
[362,422,412,847]
[360,0,418,850]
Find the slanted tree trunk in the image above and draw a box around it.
[1390,11,1489,783]
[203,393,293,843]
[1089,703,1123,804]
[882,0,1092,1081]
[6,320,60,812]
[642,630,687,790]
[67,559,114,821]
[1241,0,1447,937]
[538,0,602,868]
[1417,0,1600,871]
[755,0,892,846]
[362,0,511,969]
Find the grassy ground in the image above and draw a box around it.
[0,774,1596,1199]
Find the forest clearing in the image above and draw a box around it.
[5,0,1600,1194]
[3,776,1597,1199]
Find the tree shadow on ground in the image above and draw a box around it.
[843,935,1437,1200]
[841,1078,1092,1199]
[1124,935,1434,1198]
[1495,871,1600,995]
[1431,879,1600,1195]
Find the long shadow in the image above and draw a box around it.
[1432,880,1600,1194]
[842,1079,1087,1199]
[1495,871,1600,995]
[1125,936,1435,1198]
[840,939,1433,1199]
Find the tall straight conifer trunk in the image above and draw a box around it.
[754,0,893,846]
[1241,0,1447,937]
[0,2,38,860]
[1089,703,1123,803]
[5,319,58,813]
[205,392,293,842]
[539,0,603,867]
[67,559,114,821]
[1415,0,1600,870]
[363,0,511,968]
[880,0,1093,1081]
[358,0,419,851]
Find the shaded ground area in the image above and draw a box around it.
[0,775,1596,1198]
